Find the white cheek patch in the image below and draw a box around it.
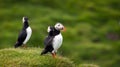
[47,26,51,32]
[22,18,25,23]
[56,26,63,30]
[54,23,64,30]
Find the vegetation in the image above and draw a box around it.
[0,48,74,67]
[0,0,120,67]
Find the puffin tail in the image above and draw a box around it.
[14,42,22,48]
[41,49,48,55]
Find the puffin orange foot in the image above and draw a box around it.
[52,53,56,58]
[22,44,27,48]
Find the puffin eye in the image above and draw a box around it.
[58,24,60,26]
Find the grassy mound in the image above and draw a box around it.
[0,48,75,67]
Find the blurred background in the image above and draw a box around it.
[0,0,120,67]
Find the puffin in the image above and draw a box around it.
[14,17,32,48]
[41,23,65,58]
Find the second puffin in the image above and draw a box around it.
[14,17,32,48]
[41,23,65,58]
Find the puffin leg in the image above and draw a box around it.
[22,44,27,48]
[52,53,56,58]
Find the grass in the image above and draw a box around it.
[0,0,120,67]
[0,48,75,67]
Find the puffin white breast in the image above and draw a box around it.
[23,27,32,44]
[52,33,63,52]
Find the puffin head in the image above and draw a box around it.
[54,22,66,31]
[22,17,28,23]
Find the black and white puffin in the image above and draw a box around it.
[41,23,66,58]
[14,17,32,48]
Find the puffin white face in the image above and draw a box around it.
[54,23,64,31]
[47,26,51,32]
[22,17,28,23]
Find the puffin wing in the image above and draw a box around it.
[41,36,54,55]
[44,26,55,46]
[17,30,27,43]
[42,36,54,54]
[44,36,54,46]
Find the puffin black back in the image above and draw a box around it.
[48,26,60,36]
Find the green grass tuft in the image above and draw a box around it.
[0,48,75,67]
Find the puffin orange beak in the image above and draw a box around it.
[62,27,66,32]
